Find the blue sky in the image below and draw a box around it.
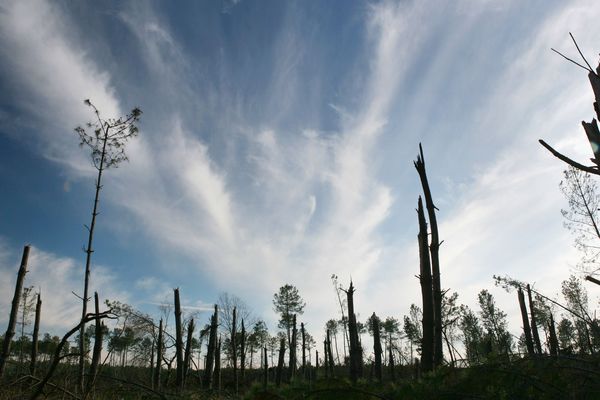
[1,0,599,340]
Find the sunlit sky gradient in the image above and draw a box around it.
[1,0,599,342]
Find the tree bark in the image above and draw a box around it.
[0,245,29,378]
[326,329,335,377]
[30,292,41,377]
[86,292,103,396]
[417,197,434,373]
[203,305,218,388]
[371,313,382,383]
[231,307,238,392]
[415,144,443,367]
[346,282,362,384]
[276,338,285,387]
[240,319,246,382]
[174,288,184,391]
[183,318,195,389]
[214,337,221,392]
[517,288,535,356]
[289,314,297,381]
[153,319,163,391]
[301,322,306,378]
[548,313,559,356]
[263,346,268,391]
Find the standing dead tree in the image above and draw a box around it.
[174,289,184,391]
[75,100,141,393]
[540,35,600,175]
[153,319,164,391]
[289,315,297,381]
[203,305,218,389]
[344,281,363,384]
[183,318,195,389]
[276,338,285,387]
[414,144,443,367]
[29,292,42,377]
[0,245,30,378]
[371,313,383,383]
[231,307,238,392]
[417,197,434,373]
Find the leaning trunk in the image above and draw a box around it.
[418,197,434,372]
[0,245,30,378]
[29,292,41,377]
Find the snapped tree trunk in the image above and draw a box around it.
[346,282,362,384]
[289,314,297,381]
[231,307,238,392]
[154,319,164,391]
[527,285,543,354]
[276,338,285,387]
[174,288,184,391]
[214,337,221,392]
[326,329,335,377]
[301,322,306,378]
[323,340,329,379]
[388,343,395,381]
[183,318,195,389]
[371,313,382,383]
[30,292,41,377]
[418,197,434,373]
[414,144,443,367]
[86,292,103,396]
[203,305,218,388]
[517,288,535,356]
[0,245,30,378]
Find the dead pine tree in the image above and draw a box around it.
[417,197,434,373]
[215,336,222,392]
[414,144,443,367]
[0,244,30,378]
[517,288,535,356]
[29,292,42,377]
[371,313,383,383]
[231,307,238,393]
[75,100,141,393]
[183,318,195,389]
[326,329,335,377]
[154,319,164,391]
[540,35,600,176]
[548,314,560,356]
[343,281,363,384]
[323,340,329,379]
[301,322,306,378]
[276,337,285,387]
[203,305,218,389]
[174,288,184,391]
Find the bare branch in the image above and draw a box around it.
[539,139,600,175]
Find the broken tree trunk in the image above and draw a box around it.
[240,319,246,382]
[326,329,335,377]
[548,314,559,356]
[527,285,543,354]
[415,144,443,367]
[517,288,535,356]
[276,338,285,387]
[203,305,218,389]
[183,318,195,389]
[174,288,184,391]
[30,292,41,377]
[214,337,222,392]
[154,319,163,391]
[263,346,268,391]
[371,313,382,383]
[346,282,363,384]
[0,245,30,378]
[232,307,238,392]
[301,322,306,378]
[417,197,434,373]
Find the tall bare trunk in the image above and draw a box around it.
[240,319,246,382]
[548,314,559,356]
[326,329,334,377]
[517,288,535,356]
[289,314,297,381]
[301,322,306,378]
[174,288,184,391]
[0,245,29,378]
[262,346,268,391]
[30,292,41,377]
[203,305,218,388]
[79,129,108,394]
[415,144,443,367]
[214,337,221,392]
[231,307,238,392]
[418,197,434,373]
[154,319,163,391]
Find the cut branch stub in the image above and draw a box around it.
[582,119,600,166]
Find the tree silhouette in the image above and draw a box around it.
[273,284,305,346]
[74,99,141,393]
